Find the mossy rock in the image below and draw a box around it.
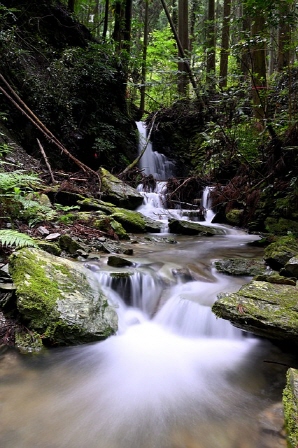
[283,368,298,448]
[77,198,116,214]
[214,258,266,276]
[59,234,87,255]
[9,248,117,346]
[92,216,129,240]
[99,167,143,209]
[212,280,298,343]
[225,209,244,226]
[111,209,146,233]
[264,235,298,270]
[168,219,225,236]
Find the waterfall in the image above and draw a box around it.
[136,122,216,227]
[136,121,175,180]
[201,186,215,223]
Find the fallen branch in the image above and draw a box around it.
[0,74,100,184]
[37,138,55,183]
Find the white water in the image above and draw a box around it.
[137,121,175,179]
[0,140,292,447]
[0,233,291,448]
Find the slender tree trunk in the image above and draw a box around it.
[206,0,216,88]
[219,0,231,88]
[178,0,189,95]
[250,15,267,121]
[102,0,110,41]
[277,0,291,71]
[140,0,149,115]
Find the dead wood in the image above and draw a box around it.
[0,74,100,186]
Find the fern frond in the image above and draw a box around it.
[0,230,38,248]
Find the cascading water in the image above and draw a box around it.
[0,136,293,448]
[136,121,175,180]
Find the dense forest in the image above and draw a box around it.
[0,0,298,239]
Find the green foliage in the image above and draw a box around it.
[0,229,38,248]
[0,170,56,225]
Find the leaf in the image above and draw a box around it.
[0,230,38,248]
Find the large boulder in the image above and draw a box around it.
[99,168,143,209]
[9,248,117,346]
[264,235,298,270]
[168,219,225,236]
[212,280,298,344]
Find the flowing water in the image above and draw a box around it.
[0,230,295,448]
[0,130,295,447]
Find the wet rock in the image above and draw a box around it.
[254,272,296,286]
[283,368,298,448]
[212,280,298,343]
[168,219,225,236]
[107,255,134,267]
[214,258,267,276]
[99,167,143,209]
[59,234,87,255]
[283,257,298,278]
[264,235,298,271]
[9,248,117,346]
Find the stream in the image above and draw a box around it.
[0,125,296,447]
[0,229,295,448]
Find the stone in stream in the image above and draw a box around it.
[8,247,117,347]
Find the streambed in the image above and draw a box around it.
[0,229,295,448]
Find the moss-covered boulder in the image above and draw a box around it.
[264,235,298,270]
[168,219,225,236]
[283,368,298,448]
[212,280,298,343]
[99,168,143,209]
[9,248,117,346]
[214,258,266,276]
[225,209,244,226]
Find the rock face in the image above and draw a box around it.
[99,168,143,209]
[9,248,118,346]
[212,280,298,343]
[283,368,298,448]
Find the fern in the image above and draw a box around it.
[0,171,41,193]
[0,230,38,248]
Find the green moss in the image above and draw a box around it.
[111,209,146,233]
[226,209,244,226]
[213,280,298,340]
[283,369,298,448]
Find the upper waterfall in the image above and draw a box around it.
[136,121,175,180]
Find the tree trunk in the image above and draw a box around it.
[250,15,267,122]
[102,0,109,41]
[219,0,231,88]
[178,0,189,96]
[140,0,149,115]
[206,0,216,89]
[277,0,291,71]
